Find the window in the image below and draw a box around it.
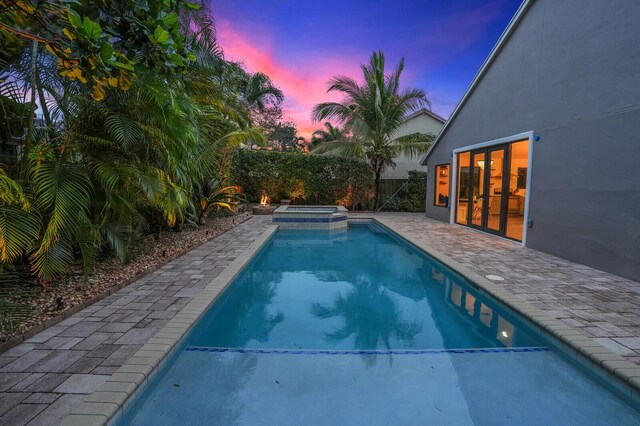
[434,164,450,207]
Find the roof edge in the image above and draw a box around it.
[420,0,535,166]
[405,108,447,124]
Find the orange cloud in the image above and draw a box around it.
[217,20,360,139]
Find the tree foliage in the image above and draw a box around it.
[0,0,207,100]
[254,104,307,152]
[310,122,347,150]
[0,1,274,285]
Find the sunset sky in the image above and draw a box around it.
[212,0,522,138]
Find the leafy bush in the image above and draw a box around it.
[230,150,374,210]
[379,170,427,212]
[0,3,273,285]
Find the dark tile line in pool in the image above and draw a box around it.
[184,346,550,355]
[272,216,348,223]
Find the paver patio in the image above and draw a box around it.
[1,213,639,425]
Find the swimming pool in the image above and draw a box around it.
[117,223,640,425]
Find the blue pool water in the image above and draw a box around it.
[118,224,640,425]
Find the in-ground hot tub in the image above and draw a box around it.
[272,205,348,229]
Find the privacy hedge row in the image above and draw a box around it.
[230,150,374,210]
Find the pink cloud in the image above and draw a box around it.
[217,19,361,139]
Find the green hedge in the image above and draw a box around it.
[379,170,427,212]
[230,150,373,210]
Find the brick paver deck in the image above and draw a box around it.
[1,213,639,425]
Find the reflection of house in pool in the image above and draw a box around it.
[420,0,640,282]
[425,265,538,349]
[445,279,516,347]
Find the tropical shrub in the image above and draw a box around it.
[230,150,374,210]
[0,2,274,285]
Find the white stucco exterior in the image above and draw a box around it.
[382,110,446,179]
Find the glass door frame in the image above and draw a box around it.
[484,145,511,237]
[467,149,485,232]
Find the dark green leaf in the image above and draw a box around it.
[153,26,170,44]
[82,17,102,41]
[99,42,114,62]
[113,62,135,71]
[163,12,179,28]
[68,12,82,29]
[166,53,184,66]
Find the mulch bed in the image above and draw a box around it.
[0,212,252,348]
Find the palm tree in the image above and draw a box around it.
[312,51,435,210]
[243,72,284,113]
[310,122,347,149]
[220,65,282,148]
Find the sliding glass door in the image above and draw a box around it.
[455,141,526,241]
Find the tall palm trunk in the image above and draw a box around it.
[371,159,383,211]
[36,78,51,127]
[35,46,52,128]
[21,40,38,181]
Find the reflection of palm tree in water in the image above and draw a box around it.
[235,271,285,345]
[311,276,422,366]
[181,352,259,425]
[207,270,284,347]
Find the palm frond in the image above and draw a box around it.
[312,102,356,123]
[0,203,41,265]
[29,151,93,283]
[392,132,435,157]
[311,140,364,159]
[30,239,74,283]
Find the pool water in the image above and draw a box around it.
[118,224,640,425]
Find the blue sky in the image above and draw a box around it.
[211,0,522,136]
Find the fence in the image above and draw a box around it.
[377,171,427,212]
[378,179,407,203]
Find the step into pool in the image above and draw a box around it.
[117,223,640,425]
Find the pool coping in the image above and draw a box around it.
[61,216,640,424]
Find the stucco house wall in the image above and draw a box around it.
[422,0,640,281]
[382,110,445,180]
